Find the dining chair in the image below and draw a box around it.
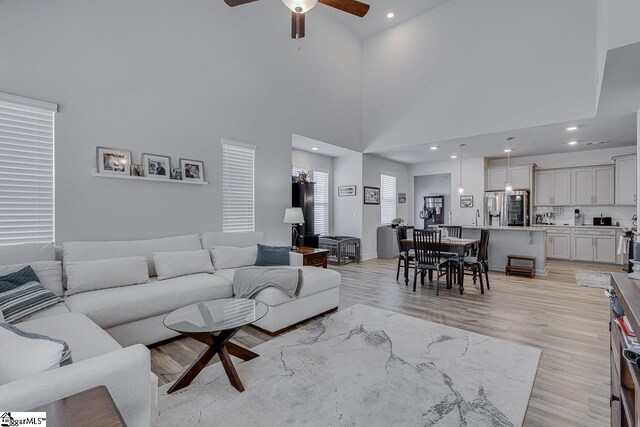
[412,229,452,294]
[395,225,415,282]
[462,229,491,294]
[440,226,462,238]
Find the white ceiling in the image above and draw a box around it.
[316,0,451,39]
[373,42,640,164]
[292,134,360,157]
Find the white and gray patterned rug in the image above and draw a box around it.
[155,304,541,426]
[574,269,612,289]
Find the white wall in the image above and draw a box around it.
[606,0,640,50]
[409,157,485,226]
[487,146,636,169]
[362,154,410,259]
[0,0,362,243]
[362,0,599,153]
[637,109,640,220]
[332,153,363,239]
[413,174,451,227]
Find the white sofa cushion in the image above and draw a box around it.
[214,266,340,307]
[0,309,4,322]
[17,313,121,363]
[65,274,233,329]
[65,257,150,296]
[0,323,72,385]
[201,231,264,249]
[0,261,63,296]
[211,246,257,270]
[63,234,203,277]
[0,243,55,265]
[153,250,214,280]
[21,303,71,322]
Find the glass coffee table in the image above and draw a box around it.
[163,298,268,393]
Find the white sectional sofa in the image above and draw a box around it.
[0,231,340,426]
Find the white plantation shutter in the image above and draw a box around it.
[314,170,329,235]
[0,94,57,246]
[222,141,255,232]
[380,174,397,225]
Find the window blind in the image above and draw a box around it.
[0,96,56,246]
[380,174,397,225]
[314,170,329,236]
[222,141,255,232]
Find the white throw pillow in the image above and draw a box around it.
[153,250,214,280]
[0,261,63,296]
[65,257,150,296]
[0,242,55,265]
[211,246,258,270]
[0,323,72,385]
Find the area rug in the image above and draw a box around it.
[574,269,611,289]
[155,304,541,426]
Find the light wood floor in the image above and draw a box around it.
[151,259,617,426]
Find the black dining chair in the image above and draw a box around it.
[412,229,453,294]
[462,229,490,294]
[440,226,462,238]
[395,225,415,282]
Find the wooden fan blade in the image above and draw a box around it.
[224,0,259,7]
[291,11,305,39]
[318,0,370,17]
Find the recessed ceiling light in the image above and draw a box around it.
[386,12,395,18]
[311,147,319,151]
[430,146,439,150]
[504,148,512,153]
[566,126,578,131]
[450,155,457,159]
[568,141,578,145]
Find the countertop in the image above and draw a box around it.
[532,224,626,230]
[457,225,546,232]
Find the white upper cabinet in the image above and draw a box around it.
[571,165,614,205]
[534,169,570,206]
[614,154,637,205]
[509,165,531,190]
[486,167,508,191]
[486,165,532,191]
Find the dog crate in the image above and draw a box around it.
[319,236,361,265]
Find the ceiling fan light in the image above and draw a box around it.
[282,0,318,13]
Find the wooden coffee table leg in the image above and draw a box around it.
[167,344,218,394]
[226,341,259,361]
[218,346,245,392]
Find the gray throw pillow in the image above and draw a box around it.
[0,266,40,293]
[0,281,63,324]
[255,244,290,266]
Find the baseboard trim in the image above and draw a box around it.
[251,306,338,337]
[362,252,378,261]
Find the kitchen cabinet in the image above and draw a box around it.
[614,154,637,205]
[547,229,571,259]
[571,165,614,205]
[486,165,532,191]
[571,228,617,263]
[534,169,570,206]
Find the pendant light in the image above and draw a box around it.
[457,144,465,195]
[504,137,514,193]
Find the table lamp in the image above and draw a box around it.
[284,208,305,250]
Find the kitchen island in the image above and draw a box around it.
[458,226,548,276]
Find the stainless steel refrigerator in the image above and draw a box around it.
[484,191,530,227]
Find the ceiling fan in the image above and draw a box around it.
[224,0,370,39]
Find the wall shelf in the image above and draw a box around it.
[93,169,208,185]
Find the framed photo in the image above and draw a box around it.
[96,147,131,176]
[170,168,182,180]
[180,158,204,182]
[142,153,170,179]
[460,195,474,208]
[398,193,407,204]
[364,186,380,205]
[130,164,144,177]
[338,185,357,197]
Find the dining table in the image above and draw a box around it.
[400,237,480,295]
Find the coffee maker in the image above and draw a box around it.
[574,209,583,226]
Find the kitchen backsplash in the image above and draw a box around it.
[535,205,636,228]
